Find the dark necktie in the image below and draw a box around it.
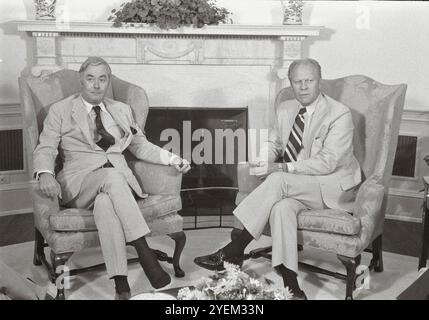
[283,107,307,162]
[93,106,115,151]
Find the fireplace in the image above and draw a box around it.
[145,107,247,228]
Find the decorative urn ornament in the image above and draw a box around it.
[281,0,304,25]
[34,0,57,20]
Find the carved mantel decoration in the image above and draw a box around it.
[17,20,323,77]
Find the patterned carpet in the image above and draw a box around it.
[0,228,424,300]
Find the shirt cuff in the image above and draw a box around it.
[286,163,295,173]
[34,170,54,180]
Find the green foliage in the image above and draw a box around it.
[108,0,231,29]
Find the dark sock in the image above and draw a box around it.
[131,236,152,256]
[275,264,302,294]
[130,236,170,289]
[222,228,254,257]
[113,275,130,294]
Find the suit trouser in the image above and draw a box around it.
[233,172,325,273]
[68,168,150,278]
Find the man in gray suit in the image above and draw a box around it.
[194,58,361,300]
[34,56,190,299]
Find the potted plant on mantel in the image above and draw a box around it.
[108,0,231,30]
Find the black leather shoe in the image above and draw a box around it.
[290,290,308,300]
[194,249,244,271]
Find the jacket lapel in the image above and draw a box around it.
[71,96,95,149]
[304,94,329,158]
[104,99,133,150]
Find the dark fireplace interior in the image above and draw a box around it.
[145,107,248,228]
[392,135,417,178]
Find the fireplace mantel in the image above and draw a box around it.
[17,20,323,38]
[16,20,324,78]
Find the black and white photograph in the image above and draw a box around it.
[0,0,429,305]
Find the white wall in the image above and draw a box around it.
[306,1,429,110]
[1,0,428,110]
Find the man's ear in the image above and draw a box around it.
[78,74,84,87]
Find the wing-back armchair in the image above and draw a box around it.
[19,69,186,299]
[233,75,407,299]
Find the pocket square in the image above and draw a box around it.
[130,126,137,135]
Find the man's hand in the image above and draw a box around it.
[249,161,287,180]
[170,156,191,174]
[38,173,62,199]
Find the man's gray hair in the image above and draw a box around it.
[79,56,112,76]
[288,58,322,81]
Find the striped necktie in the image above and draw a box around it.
[93,106,115,151]
[283,107,307,163]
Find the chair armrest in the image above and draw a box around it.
[128,160,182,195]
[29,180,60,236]
[352,181,385,247]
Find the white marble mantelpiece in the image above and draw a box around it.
[17,20,323,37]
[16,20,324,156]
[16,20,323,76]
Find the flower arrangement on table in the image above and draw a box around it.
[177,262,292,300]
[108,0,231,30]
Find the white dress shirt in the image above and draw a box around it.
[81,97,124,145]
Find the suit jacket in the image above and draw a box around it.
[268,93,362,212]
[33,94,173,204]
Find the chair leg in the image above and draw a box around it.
[338,254,361,300]
[33,228,45,266]
[419,209,429,270]
[50,251,73,300]
[168,231,186,278]
[371,235,384,272]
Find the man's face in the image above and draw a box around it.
[80,64,110,105]
[290,63,321,106]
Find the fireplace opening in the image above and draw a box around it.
[145,107,248,229]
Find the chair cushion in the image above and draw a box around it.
[297,209,361,236]
[49,194,181,232]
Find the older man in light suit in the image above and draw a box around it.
[34,56,190,299]
[194,58,361,300]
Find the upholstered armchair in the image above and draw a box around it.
[232,75,407,300]
[19,69,186,299]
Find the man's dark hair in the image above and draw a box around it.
[288,58,322,81]
[79,56,112,77]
